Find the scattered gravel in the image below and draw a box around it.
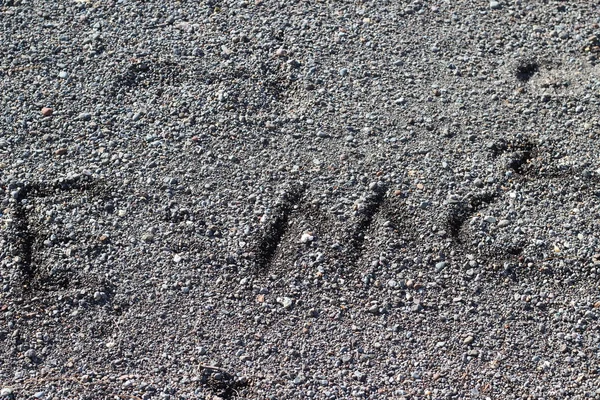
[2,1,600,399]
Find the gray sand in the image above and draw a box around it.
[1,1,600,398]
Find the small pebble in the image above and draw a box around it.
[435,261,447,272]
[41,107,53,116]
[78,112,92,121]
[141,233,155,243]
[93,291,106,301]
[559,344,568,353]
[300,232,314,243]
[275,48,288,57]
[277,297,294,309]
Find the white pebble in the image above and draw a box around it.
[300,232,314,243]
